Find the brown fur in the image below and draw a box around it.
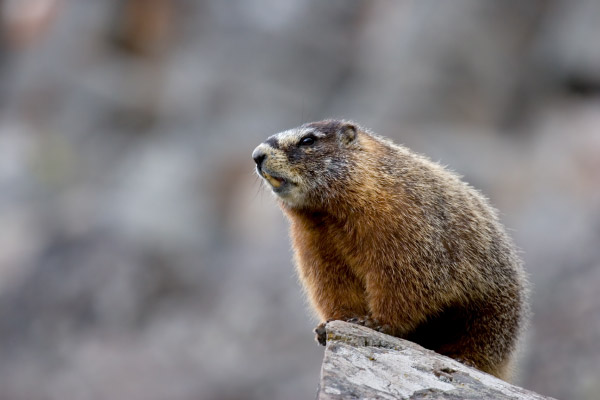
[252,120,528,381]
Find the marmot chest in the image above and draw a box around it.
[297,212,397,279]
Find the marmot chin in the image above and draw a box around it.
[252,120,528,381]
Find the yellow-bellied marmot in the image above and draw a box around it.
[252,120,528,381]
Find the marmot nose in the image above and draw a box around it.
[252,147,267,168]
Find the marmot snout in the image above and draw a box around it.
[253,120,528,381]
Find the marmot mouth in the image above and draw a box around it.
[262,171,287,189]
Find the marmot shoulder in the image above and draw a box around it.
[252,119,528,381]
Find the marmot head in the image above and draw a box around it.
[252,120,360,209]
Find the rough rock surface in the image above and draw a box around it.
[318,321,555,400]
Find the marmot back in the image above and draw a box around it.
[252,120,528,381]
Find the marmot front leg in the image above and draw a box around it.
[296,255,369,345]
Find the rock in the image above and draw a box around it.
[318,321,554,400]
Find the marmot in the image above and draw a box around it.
[252,120,528,381]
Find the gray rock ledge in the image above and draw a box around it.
[318,321,555,400]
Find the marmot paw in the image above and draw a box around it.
[454,357,478,369]
[314,320,333,346]
[346,316,391,334]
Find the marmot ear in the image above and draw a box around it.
[339,123,357,145]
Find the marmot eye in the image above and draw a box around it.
[299,136,315,146]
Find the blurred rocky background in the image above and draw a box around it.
[0,1,599,399]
